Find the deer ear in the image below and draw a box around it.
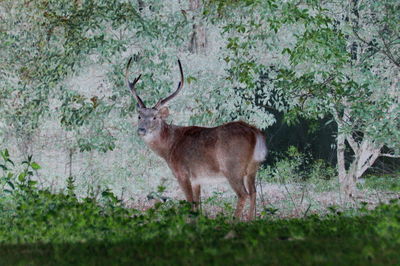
[158,106,169,119]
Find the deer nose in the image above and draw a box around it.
[137,127,147,136]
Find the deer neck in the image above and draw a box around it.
[143,121,179,162]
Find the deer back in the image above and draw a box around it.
[166,121,266,179]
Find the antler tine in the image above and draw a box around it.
[154,59,184,109]
[125,57,146,108]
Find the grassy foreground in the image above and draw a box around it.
[0,187,399,265]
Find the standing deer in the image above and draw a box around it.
[125,58,267,220]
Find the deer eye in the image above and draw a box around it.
[153,117,156,120]
[138,116,141,120]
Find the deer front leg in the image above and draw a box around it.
[192,184,201,210]
[176,176,194,206]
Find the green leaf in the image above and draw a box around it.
[28,180,38,187]
[7,159,15,166]
[7,181,15,190]
[18,172,27,182]
[31,162,41,170]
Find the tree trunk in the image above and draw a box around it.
[188,0,207,54]
[339,172,357,199]
[354,139,382,178]
[337,132,357,199]
[338,132,384,200]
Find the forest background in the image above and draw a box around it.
[1,0,399,211]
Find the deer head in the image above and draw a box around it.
[125,57,184,140]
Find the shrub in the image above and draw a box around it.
[261,146,336,185]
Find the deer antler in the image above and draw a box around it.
[125,57,146,108]
[153,59,184,109]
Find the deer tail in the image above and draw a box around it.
[253,133,267,162]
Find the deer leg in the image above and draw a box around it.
[176,176,195,210]
[192,184,201,210]
[245,173,257,221]
[226,177,248,220]
[235,193,247,220]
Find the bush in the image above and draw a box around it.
[261,146,337,186]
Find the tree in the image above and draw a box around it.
[0,0,195,192]
[1,0,398,199]
[204,0,400,198]
[1,0,273,194]
[188,0,208,54]
[0,0,188,153]
[280,0,400,198]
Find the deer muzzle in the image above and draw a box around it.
[137,127,147,136]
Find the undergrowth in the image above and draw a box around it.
[359,174,400,192]
[1,149,400,265]
[0,186,399,265]
[261,146,337,188]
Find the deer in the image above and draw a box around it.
[125,57,267,220]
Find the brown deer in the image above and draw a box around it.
[125,58,267,220]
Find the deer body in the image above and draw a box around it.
[126,58,267,220]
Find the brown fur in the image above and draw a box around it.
[126,59,266,220]
[141,117,266,220]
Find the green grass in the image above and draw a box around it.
[0,186,399,265]
[1,154,399,265]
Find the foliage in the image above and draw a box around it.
[0,149,41,196]
[1,6,400,263]
[0,174,400,264]
[203,0,400,196]
[1,150,400,264]
[359,174,400,192]
[261,146,336,184]
[0,0,283,197]
[0,0,190,150]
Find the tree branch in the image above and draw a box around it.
[380,153,400,158]
[379,31,400,68]
[352,25,400,68]
[346,135,359,154]
[358,151,380,178]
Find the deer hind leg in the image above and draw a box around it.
[226,177,248,220]
[245,173,257,221]
[246,162,259,220]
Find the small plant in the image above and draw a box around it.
[309,159,336,181]
[66,176,76,197]
[0,149,15,194]
[147,178,170,202]
[261,206,279,218]
[262,146,306,183]
[101,188,123,209]
[203,191,226,205]
[308,159,338,191]
[0,149,41,195]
